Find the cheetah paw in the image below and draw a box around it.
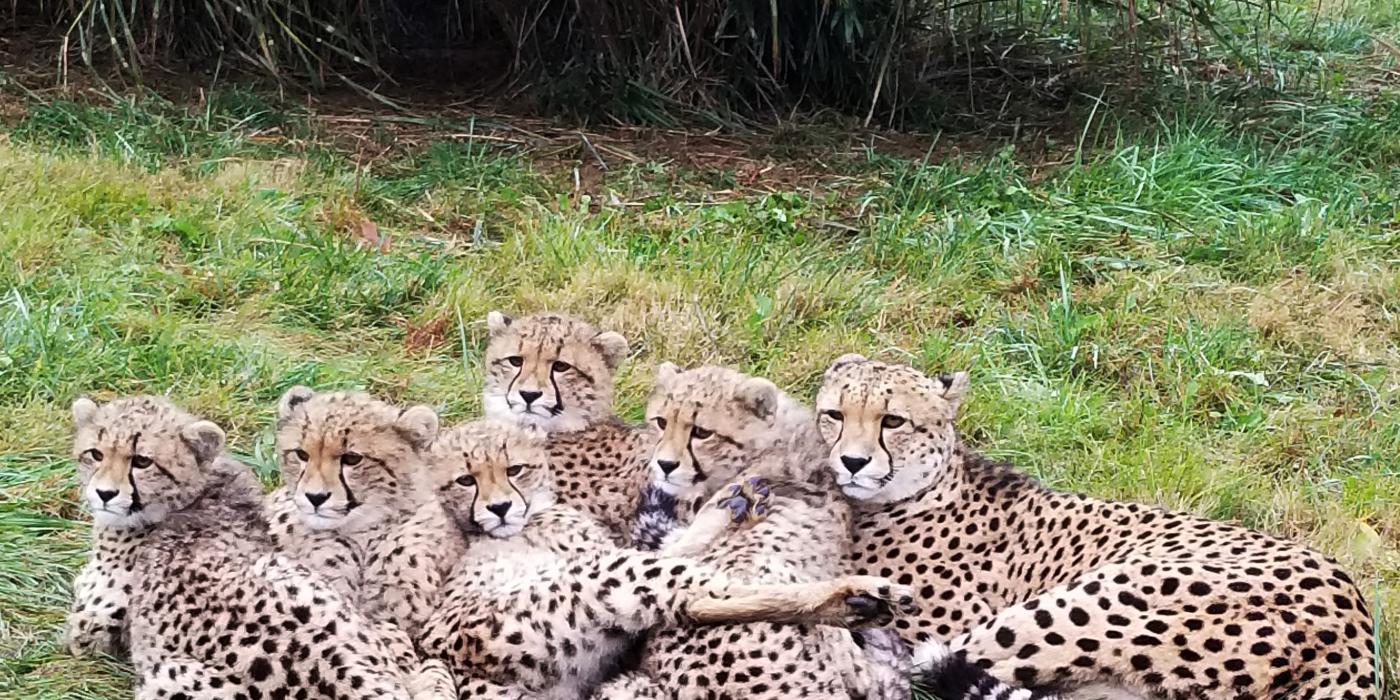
[838,577,920,628]
[716,476,772,527]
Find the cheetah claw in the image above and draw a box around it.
[840,579,920,628]
[716,476,772,527]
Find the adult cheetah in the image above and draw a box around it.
[481,311,652,539]
[65,395,414,699]
[815,355,1378,700]
[269,387,463,698]
[416,418,912,700]
[593,363,919,700]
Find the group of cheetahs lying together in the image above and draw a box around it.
[63,311,1377,700]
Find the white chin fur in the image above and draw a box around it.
[486,522,525,538]
[300,512,346,531]
[484,393,590,434]
[91,508,159,529]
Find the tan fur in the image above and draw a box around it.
[269,387,459,699]
[481,311,653,540]
[418,420,912,700]
[817,357,1378,700]
[482,311,628,433]
[66,396,413,698]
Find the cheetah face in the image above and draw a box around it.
[482,311,629,434]
[815,354,968,504]
[644,363,781,498]
[428,420,552,538]
[71,396,226,529]
[276,387,438,533]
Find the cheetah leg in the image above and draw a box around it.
[65,547,134,658]
[659,476,772,558]
[684,575,918,628]
[375,619,456,700]
[590,672,668,699]
[454,677,532,700]
[835,628,914,700]
[134,658,221,700]
[925,562,1373,700]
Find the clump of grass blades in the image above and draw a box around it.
[16,0,1272,125]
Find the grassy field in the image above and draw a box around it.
[2,7,1398,699]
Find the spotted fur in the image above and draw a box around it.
[817,356,1378,700]
[66,396,413,699]
[482,311,654,541]
[418,419,911,700]
[595,365,918,700]
[270,387,461,699]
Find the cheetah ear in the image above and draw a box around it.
[278,386,315,422]
[486,311,512,337]
[592,331,629,370]
[71,397,99,428]
[181,420,226,465]
[827,353,868,375]
[736,377,779,422]
[395,405,440,451]
[653,361,681,388]
[936,371,971,412]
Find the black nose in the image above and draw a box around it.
[656,460,680,475]
[304,491,331,508]
[840,455,871,474]
[486,502,512,518]
[518,390,543,406]
[95,488,119,504]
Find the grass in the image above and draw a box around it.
[1,10,1398,699]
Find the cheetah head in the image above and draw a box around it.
[275,387,439,533]
[644,363,801,498]
[815,354,968,503]
[428,419,552,538]
[71,396,227,529]
[482,311,629,434]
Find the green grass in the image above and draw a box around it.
[2,12,1398,699]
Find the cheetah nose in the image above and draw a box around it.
[518,390,543,406]
[486,502,512,518]
[656,459,680,475]
[95,488,119,504]
[304,491,331,509]
[840,455,871,474]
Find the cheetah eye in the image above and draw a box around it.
[691,426,714,440]
[653,417,667,430]
[456,474,477,487]
[292,449,309,462]
[130,455,152,469]
[552,361,572,373]
[86,449,104,462]
[821,410,844,422]
[341,452,364,466]
[506,356,524,368]
[881,415,907,429]
[506,464,526,477]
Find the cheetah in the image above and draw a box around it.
[269,386,464,698]
[815,354,1378,700]
[416,417,913,700]
[482,311,652,539]
[65,395,414,699]
[592,363,919,700]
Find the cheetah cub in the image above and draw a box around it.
[417,418,911,700]
[482,311,653,539]
[817,355,1378,700]
[65,396,414,699]
[594,363,918,700]
[269,387,462,698]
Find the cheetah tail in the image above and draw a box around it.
[629,484,679,551]
[911,641,1062,700]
